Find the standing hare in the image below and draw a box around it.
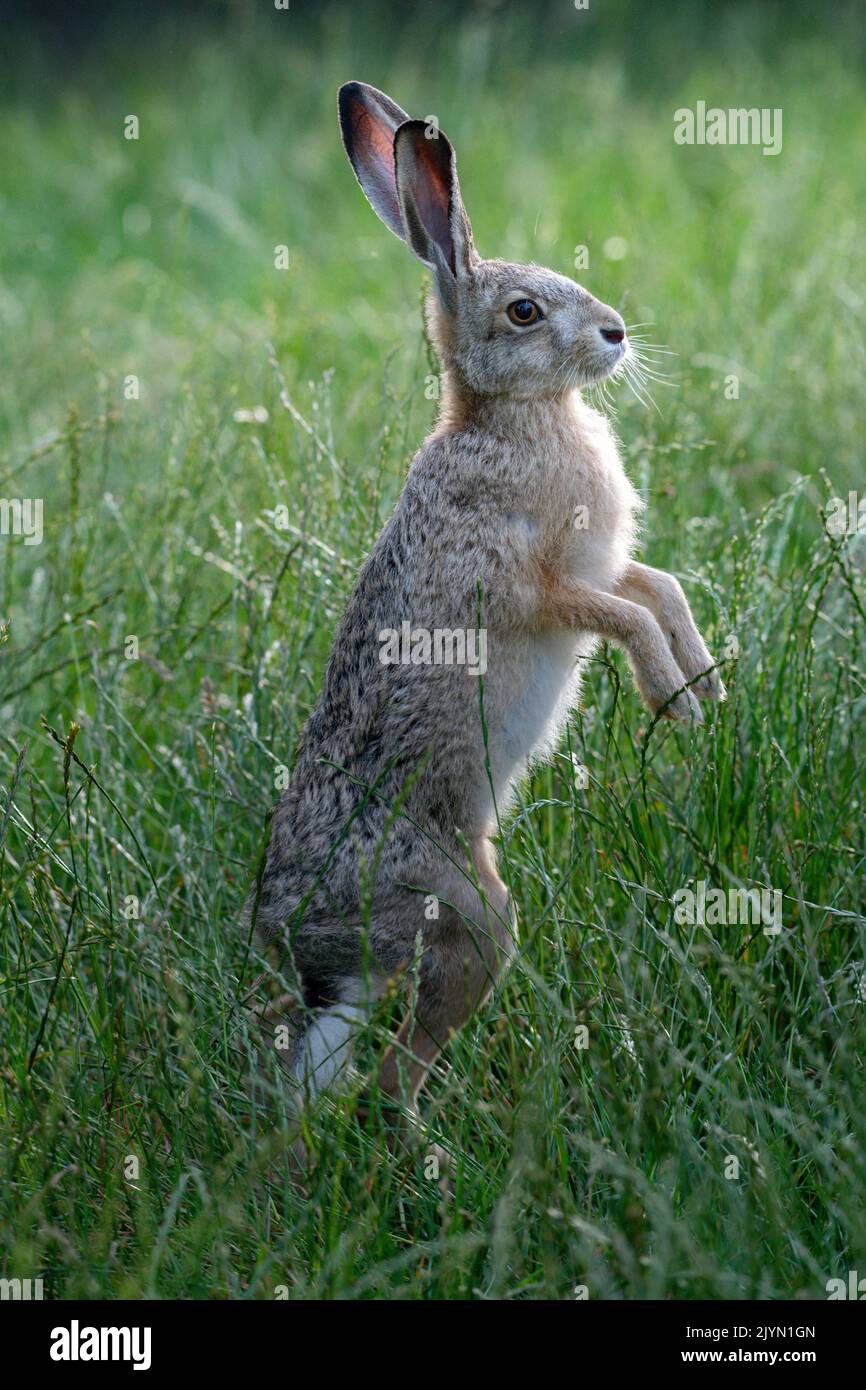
[247,82,724,1147]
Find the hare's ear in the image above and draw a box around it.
[393,119,476,314]
[338,81,411,240]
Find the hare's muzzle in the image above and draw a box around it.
[595,304,627,348]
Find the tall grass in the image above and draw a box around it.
[1,1,865,1298]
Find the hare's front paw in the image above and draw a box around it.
[654,677,704,724]
[693,665,726,701]
[632,651,704,725]
[665,621,725,702]
[654,584,726,702]
[627,612,703,724]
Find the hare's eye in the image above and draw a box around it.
[507,299,541,326]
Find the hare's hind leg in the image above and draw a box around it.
[374,840,515,1118]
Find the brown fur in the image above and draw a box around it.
[244,83,724,1148]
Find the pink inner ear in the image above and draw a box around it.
[351,103,401,226]
[413,141,454,272]
[358,109,395,177]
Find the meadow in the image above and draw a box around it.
[2,0,865,1299]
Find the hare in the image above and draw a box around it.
[246,82,724,1146]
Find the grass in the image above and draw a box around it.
[2,0,866,1299]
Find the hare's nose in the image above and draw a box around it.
[600,325,625,344]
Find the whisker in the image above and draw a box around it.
[627,340,679,356]
[623,360,660,414]
[637,369,677,385]
[629,358,676,385]
[625,341,681,375]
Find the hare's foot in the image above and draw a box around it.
[667,623,726,703]
[630,645,704,724]
[355,1093,450,1192]
[617,562,726,704]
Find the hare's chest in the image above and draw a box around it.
[545,433,641,592]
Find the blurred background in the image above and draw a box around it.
[2,0,864,500]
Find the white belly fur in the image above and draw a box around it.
[467,395,640,830]
[501,628,593,768]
